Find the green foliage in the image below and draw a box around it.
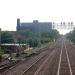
[66,29,75,43]
[0,47,4,56]
[26,38,39,47]
[1,29,59,48]
[41,30,59,40]
[41,38,50,44]
[1,32,14,43]
[18,29,59,47]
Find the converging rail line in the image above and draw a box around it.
[65,44,73,75]
[57,42,63,75]
[1,40,75,75]
[29,40,74,75]
[34,50,56,75]
[23,41,62,75]
[1,44,55,75]
[20,50,55,75]
[20,41,61,75]
[57,41,73,75]
[1,51,49,75]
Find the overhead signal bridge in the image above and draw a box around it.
[52,22,75,30]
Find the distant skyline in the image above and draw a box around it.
[0,0,75,34]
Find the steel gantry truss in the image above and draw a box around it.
[52,22,75,30]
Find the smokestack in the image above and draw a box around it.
[17,18,20,31]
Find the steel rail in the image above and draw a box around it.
[65,44,73,75]
[57,42,63,75]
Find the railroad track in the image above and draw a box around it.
[20,51,50,75]
[0,60,20,73]
[56,42,72,75]
[1,41,65,75]
[20,49,56,75]
[1,51,52,75]
[1,42,57,75]
[22,40,75,75]
[33,42,62,75]
[65,42,75,75]
[18,42,62,75]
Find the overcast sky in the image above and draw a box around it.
[0,0,75,34]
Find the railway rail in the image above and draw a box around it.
[0,42,57,75]
[1,39,75,75]
[21,40,75,75]
[17,42,62,75]
[65,42,75,75]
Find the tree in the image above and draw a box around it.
[1,32,14,43]
[41,29,59,40]
[16,29,59,47]
[66,29,75,43]
[0,47,4,62]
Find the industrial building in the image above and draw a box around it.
[16,19,52,32]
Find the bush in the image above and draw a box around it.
[0,47,4,62]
